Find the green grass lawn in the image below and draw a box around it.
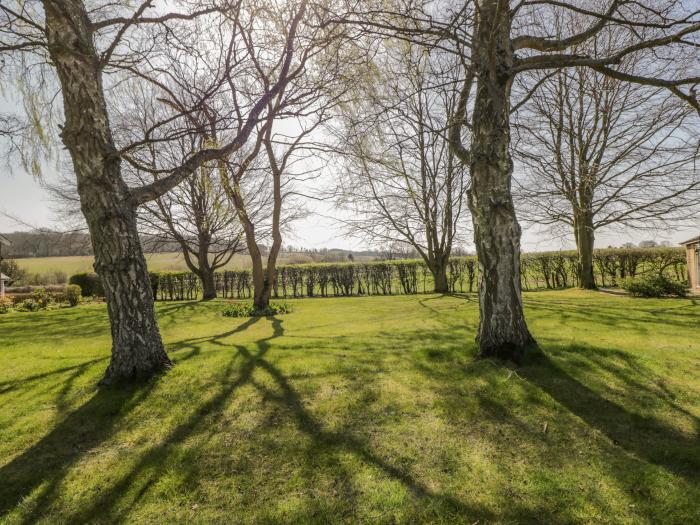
[1,291,699,524]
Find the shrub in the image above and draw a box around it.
[623,275,688,298]
[222,301,292,318]
[69,273,104,297]
[9,293,32,305]
[0,296,12,314]
[52,271,68,284]
[64,284,82,306]
[30,288,52,309]
[18,299,41,312]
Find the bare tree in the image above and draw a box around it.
[138,135,245,300]
[338,0,700,361]
[221,104,326,310]
[211,0,359,311]
[515,60,699,289]
[1,0,309,383]
[332,42,469,292]
[116,80,253,302]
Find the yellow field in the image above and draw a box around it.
[15,252,319,275]
[13,251,373,277]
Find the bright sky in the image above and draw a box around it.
[1,93,698,252]
[3,158,696,251]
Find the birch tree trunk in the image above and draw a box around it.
[469,1,534,362]
[44,0,171,384]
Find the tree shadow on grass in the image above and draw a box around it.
[231,319,488,520]
[245,350,490,522]
[524,295,700,331]
[155,300,210,329]
[408,322,700,484]
[0,307,111,343]
[0,357,109,396]
[52,315,490,523]
[0,382,157,521]
[373,324,700,521]
[57,316,273,523]
[0,346,207,523]
[520,347,700,486]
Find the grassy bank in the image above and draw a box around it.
[1,291,699,523]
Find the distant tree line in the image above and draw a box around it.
[0,231,92,258]
[0,231,189,258]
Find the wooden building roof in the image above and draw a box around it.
[680,235,700,246]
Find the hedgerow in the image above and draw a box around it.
[64,247,687,301]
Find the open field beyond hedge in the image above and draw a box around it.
[12,252,378,277]
[13,252,270,275]
[1,291,699,524]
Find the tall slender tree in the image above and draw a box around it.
[211,0,360,310]
[339,0,700,361]
[332,42,469,292]
[515,63,699,289]
[1,0,309,383]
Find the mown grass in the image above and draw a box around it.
[0,291,699,524]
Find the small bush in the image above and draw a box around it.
[64,284,82,306]
[0,296,12,314]
[30,288,52,309]
[222,302,293,318]
[18,299,41,312]
[69,273,104,297]
[623,275,688,298]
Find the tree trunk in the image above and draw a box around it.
[433,260,449,293]
[574,212,597,290]
[469,2,534,362]
[236,210,269,310]
[246,231,268,311]
[196,244,217,300]
[253,131,284,312]
[44,0,171,384]
[256,278,273,310]
[200,268,217,300]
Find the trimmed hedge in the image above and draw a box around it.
[519,247,687,290]
[65,247,687,302]
[7,288,66,306]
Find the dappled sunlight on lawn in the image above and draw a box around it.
[0,291,698,523]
